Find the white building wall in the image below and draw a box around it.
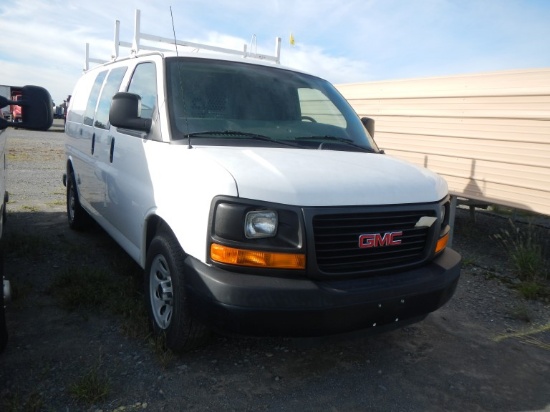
[337,68,550,216]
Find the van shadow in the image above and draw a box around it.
[3,210,141,292]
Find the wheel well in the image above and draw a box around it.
[64,161,75,187]
[145,216,174,252]
[144,217,183,263]
[66,160,75,176]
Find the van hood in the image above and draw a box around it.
[196,147,448,206]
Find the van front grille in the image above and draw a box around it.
[312,210,435,274]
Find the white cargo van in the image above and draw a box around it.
[65,34,461,352]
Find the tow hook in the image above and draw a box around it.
[3,278,11,302]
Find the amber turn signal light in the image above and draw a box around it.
[435,233,449,254]
[210,243,305,269]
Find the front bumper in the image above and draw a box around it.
[184,248,461,337]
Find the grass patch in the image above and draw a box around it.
[1,391,44,412]
[7,150,31,162]
[508,304,532,323]
[46,200,65,207]
[51,261,170,354]
[493,220,549,299]
[5,232,47,259]
[110,254,142,278]
[62,241,91,257]
[69,357,110,405]
[51,266,149,339]
[52,267,118,310]
[20,205,41,212]
[461,255,477,267]
[517,281,546,300]
[52,267,137,312]
[148,334,177,368]
[494,220,548,281]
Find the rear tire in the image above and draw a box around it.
[66,170,89,230]
[145,230,209,352]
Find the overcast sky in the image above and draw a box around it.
[1,0,550,105]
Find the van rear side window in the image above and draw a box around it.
[83,71,107,126]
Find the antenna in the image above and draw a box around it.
[170,6,179,56]
[168,7,191,148]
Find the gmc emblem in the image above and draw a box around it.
[358,231,403,248]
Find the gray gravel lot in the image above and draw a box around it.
[0,120,549,411]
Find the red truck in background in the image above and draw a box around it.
[10,91,22,122]
[0,86,22,122]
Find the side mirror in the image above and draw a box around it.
[360,116,375,138]
[360,116,385,154]
[0,86,53,131]
[109,92,151,132]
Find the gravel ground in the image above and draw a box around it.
[0,120,549,411]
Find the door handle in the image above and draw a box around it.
[109,137,115,163]
[91,133,95,155]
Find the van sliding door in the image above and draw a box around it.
[91,66,128,219]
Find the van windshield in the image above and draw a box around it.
[166,57,377,151]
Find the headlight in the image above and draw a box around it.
[245,210,278,239]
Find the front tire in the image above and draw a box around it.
[145,231,209,352]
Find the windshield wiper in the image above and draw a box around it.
[184,130,299,147]
[294,136,377,153]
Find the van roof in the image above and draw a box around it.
[85,49,311,78]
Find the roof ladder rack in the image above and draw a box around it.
[86,9,281,71]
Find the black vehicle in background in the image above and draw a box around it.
[0,85,53,353]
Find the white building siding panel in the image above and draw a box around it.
[337,68,550,215]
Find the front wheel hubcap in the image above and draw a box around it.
[149,255,173,329]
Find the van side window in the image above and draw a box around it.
[127,63,157,120]
[83,71,107,126]
[94,67,127,130]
